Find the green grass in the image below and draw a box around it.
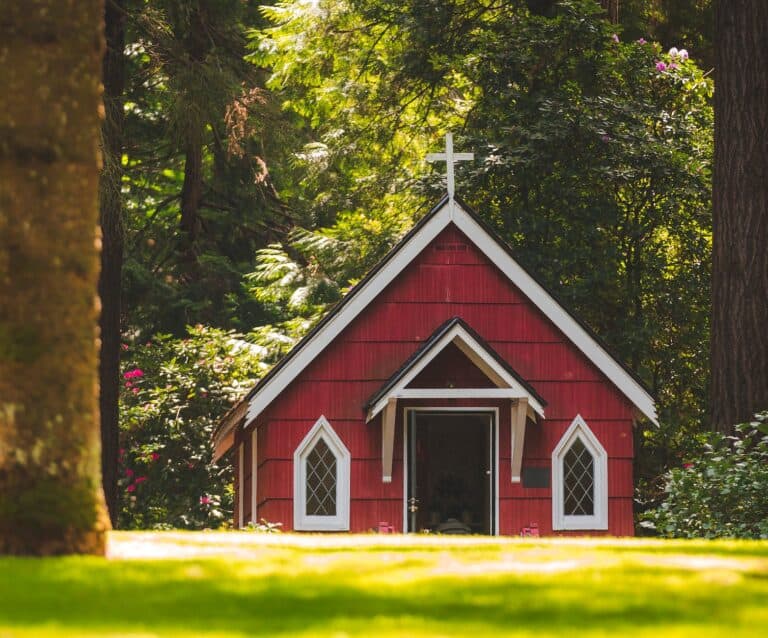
[1,533,767,637]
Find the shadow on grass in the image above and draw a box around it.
[1,554,767,636]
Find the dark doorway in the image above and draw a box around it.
[407,411,495,534]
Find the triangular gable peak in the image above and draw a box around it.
[365,317,547,423]
[243,196,657,428]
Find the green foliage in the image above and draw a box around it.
[121,0,300,338]
[118,327,265,529]
[109,0,719,532]
[644,412,768,539]
[246,203,411,345]
[255,0,713,485]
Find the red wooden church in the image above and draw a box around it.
[214,150,657,536]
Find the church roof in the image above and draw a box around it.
[213,194,657,456]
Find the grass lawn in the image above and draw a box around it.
[0,532,767,637]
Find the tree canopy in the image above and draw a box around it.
[83,0,719,527]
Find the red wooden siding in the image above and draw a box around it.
[248,223,638,535]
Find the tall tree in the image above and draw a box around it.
[711,1,768,434]
[100,0,127,527]
[0,0,109,554]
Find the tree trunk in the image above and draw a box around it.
[177,6,208,276]
[179,133,204,265]
[711,1,768,434]
[0,0,109,554]
[99,0,126,528]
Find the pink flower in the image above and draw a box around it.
[132,387,139,394]
[126,484,136,493]
[600,134,611,143]
[200,496,211,505]
[125,468,134,478]
[636,38,647,45]
[188,462,195,469]
[124,381,132,388]
[134,476,148,485]
[668,62,679,70]
[151,452,160,462]
[683,462,694,469]
[655,61,667,72]
[612,33,619,43]
[123,368,144,380]
[679,49,689,60]
[119,448,125,457]
[121,343,129,351]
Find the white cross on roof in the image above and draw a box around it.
[426,132,474,200]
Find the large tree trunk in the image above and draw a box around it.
[0,0,109,554]
[711,1,768,434]
[99,0,126,528]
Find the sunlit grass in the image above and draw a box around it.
[0,532,766,637]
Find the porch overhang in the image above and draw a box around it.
[366,317,546,484]
[365,317,546,423]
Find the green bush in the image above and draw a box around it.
[643,411,768,539]
[118,326,264,529]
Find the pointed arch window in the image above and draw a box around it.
[552,415,608,530]
[294,416,350,531]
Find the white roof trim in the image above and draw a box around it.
[246,200,657,426]
[365,322,546,421]
[246,203,453,424]
[449,207,657,424]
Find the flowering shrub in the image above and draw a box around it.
[118,326,265,529]
[643,412,768,539]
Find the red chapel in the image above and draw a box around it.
[213,195,657,536]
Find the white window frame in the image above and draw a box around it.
[294,415,350,531]
[552,415,608,531]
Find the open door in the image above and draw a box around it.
[407,411,495,534]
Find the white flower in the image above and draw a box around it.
[679,49,689,60]
[668,47,679,57]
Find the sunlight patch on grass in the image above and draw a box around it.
[1,533,767,637]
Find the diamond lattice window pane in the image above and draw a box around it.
[563,438,595,516]
[305,438,337,516]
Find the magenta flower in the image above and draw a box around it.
[125,468,134,478]
[134,476,148,485]
[611,33,619,43]
[636,38,647,45]
[200,496,212,505]
[151,452,160,462]
[683,462,694,470]
[655,61,667,72]
[126,484,136,493]
[669,62,679,70]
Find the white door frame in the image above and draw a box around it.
[402,406,500,535]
